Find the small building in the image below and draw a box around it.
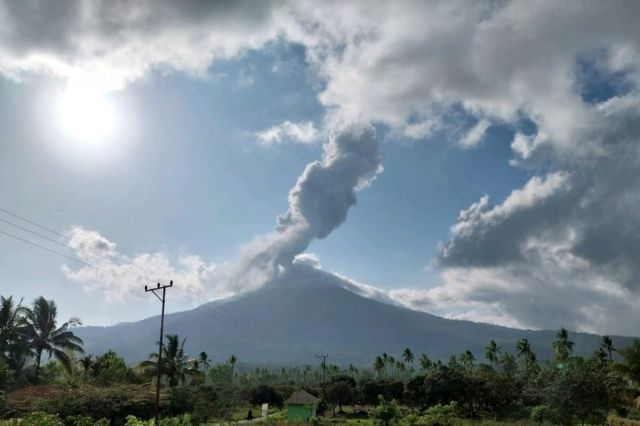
[284,389,320,422]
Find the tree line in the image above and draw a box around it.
[4,294,640,425]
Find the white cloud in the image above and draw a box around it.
[9,1,640,333]
[459,119,490,148]
[62,227,233,304]
[255,121,319,145]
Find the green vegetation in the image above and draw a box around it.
[3,294,640,425]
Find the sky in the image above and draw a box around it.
[1,0,640,335]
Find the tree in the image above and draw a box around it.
[198,351,210,371]
[402,347,414,370]
[327,381,354,413]
[374,356,385,377]
[228,354,237,383]
[485,340,501,365]
[370,395,400,426]
[23,296,84,378]
[553,328,574,364]
[91,350,129,386]
[419,353,433,372]
[516,338,538,375]
[601,336,615,362]
[143,334,190,387]
[615,339,640,384]
[0,296,24,356]
[459,350,475,372]
[79,355,93,384]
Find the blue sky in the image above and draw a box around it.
[1,44,530,324]
[1,1,639,335]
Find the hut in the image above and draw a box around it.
[284,389,320,422]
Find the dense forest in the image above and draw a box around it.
[3,295,640,425]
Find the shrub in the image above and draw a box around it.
[421,401,458,426]
[608,415,640,426]
[63,416,109,426]
[7,412,64,426]
[370,395,401,426]
[530,405,552,423]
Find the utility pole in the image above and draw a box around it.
[315,354,328,399]
[145,280,173,425]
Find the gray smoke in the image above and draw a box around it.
[231,124,382,291]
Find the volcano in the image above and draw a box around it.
[76,264,634,365]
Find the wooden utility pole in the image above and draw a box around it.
[315,354,328,399]
[145,280,173,425]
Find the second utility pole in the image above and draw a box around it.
[316,354,328,399]
[145,280,173,425]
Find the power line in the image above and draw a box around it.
[0,207,66,238]
[0,221,157,290]
[0,206,156,278]
[0,206,292,348]
[0,228,95,268]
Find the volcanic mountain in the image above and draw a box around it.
[76,264,634,365]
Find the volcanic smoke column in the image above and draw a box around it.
[232,124,383,290]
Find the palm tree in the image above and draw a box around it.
[228,354,237,383]
[460,350,475,371]
[23,297,84,378]
[0,296,24,356]
[143,334,190,387]
[374,356,385,377]
[79,355,93,383]
[419,353,432,372]
[198,351,210,371]
[516,338,537,374]
[402,347,414,371]
[485,340,501,365]
[602,335,615,361]
[553,328,574,363]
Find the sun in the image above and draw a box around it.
[56,83,118,145]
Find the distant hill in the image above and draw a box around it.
[76,264,635,365]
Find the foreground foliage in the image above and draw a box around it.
[4,295,640,425]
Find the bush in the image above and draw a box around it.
[608,415,640,426]
[421,401,458,426]
[5,385,159,421]
[0,412,64,426]
[125,414,191,426]
[530,405,552,423]
[63,416,109,426]
[370,395,401,426]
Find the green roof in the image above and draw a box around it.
[284,389,320,405]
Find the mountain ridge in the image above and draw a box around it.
[76,264,636,365]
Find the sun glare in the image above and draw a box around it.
[56,84,118,145]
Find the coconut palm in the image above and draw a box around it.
[402,347,414,370]
[485,340,501,365]
[419,353,432,372]
[79,355,93,383]
[228,354,237,383]
[23,296,84,378]
[553,327,574,363]
[374,355,385,377]
[198,351,210,371]
[516,338,537,374]
[602,335,615,361]
[0,296,24,355]
[460,350,475,371]
[143,334,190,387]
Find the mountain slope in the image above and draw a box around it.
[76,264,635,364]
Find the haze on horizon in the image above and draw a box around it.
[1,0,640,336]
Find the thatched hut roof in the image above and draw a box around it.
[284,389,320,405]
